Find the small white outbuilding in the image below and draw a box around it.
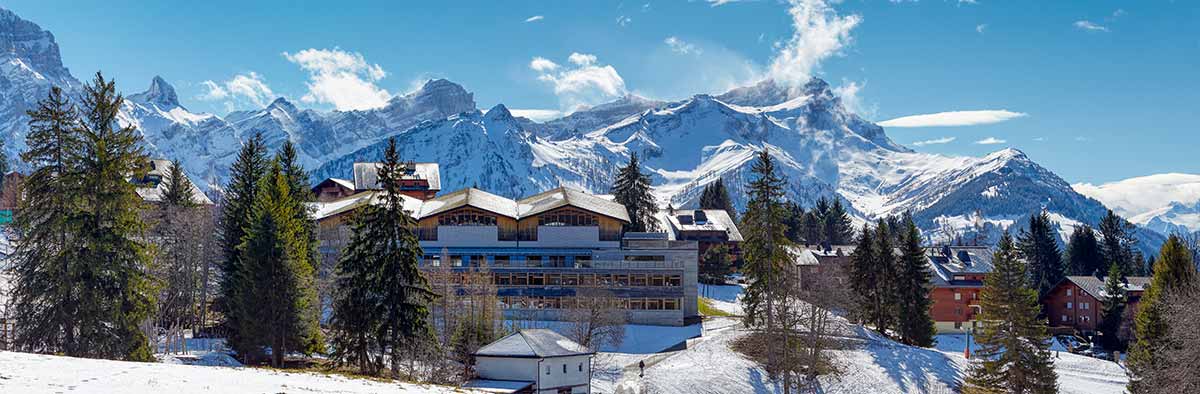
[466,329,594,394]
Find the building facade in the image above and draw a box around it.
[1042,275,1150,334]
[927,246,994,333]
[468,329,594,394]
[658,208,742,263]
[314,186,700,326]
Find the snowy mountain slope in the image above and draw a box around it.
[1074,173,1200,235]
[0,8,81,166]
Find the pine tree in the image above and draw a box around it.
[1096,262,1127,350]
[1018,211,1065,297]
[327,205,382,374]
[216,133,268,360]
[611,153,659,232]
[782,201,805,244]
[161,159,198,208]
[275,141,323,354]
[872,219,898,334]
[238,161,321,367]
[699,178,737,222]
[801,210,822,247]
[0,136,8,190]
[848,224,877,325]
[9,86,82,355]
[1127,235,1198,393]
[699,243,734,285]
[896,214,935,347]
[824,199,854,245]
[70,72,156,360]
[964,232,1058,394]
[1064,224,1103,276]
[1099,210,1143,276]
[740,149,794,330]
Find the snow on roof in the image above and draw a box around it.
[519,187,631,222]
[1065,276,1152,300]
[462,379,534,394]
[353,162,441,191]
[474,329,593,358]
[419,188,519,219]
[660,209,742,242]
[927,246,995,286]
[315,177,355,191]
[134,159,213,205]
[310,191,425,221]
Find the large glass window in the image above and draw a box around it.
[580,274,596,287]
[530,273,545,286]
[526,256,542,267]
[438,208,498,226]
[665,298,679,310]
[562,274,579,286]
[631,274,648,287]
[538,209,598,227]
[547,274,562,286]
[493,255,510,267]
[650,275,665,287]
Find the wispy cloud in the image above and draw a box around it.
[766,0,862,85]
[508,108,562,122]
[524,15,544,23]
[531,52,627,110]
[832,79,875,119]
[975,137,1006,145]
[912,137,956,147]
[197,72,275,109]
[616,15,632,27]
[664,36,702,55]
[1073,20,1109,32]
[878,110,1027,128]
[976,24,987,34]
[282,48,391,111]
[707,0,752,6]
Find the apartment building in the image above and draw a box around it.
[313,184,700,326]
[927,245,994,333]
[1042,275,1150,335]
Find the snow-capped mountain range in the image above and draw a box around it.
[0,8,1172,251]
[1075,173,1200,237]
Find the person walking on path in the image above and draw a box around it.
[639,360,645,378]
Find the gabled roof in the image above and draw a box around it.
[473,329,593,358]
[310,190,424,221]
[419,188,518,219]
[927,246,994,287]
[518,187,630,223]
[314,177,355,191]
[1062,276,1152,300]
[134,159,213,205]
[353,162,441,191]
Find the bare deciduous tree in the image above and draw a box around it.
[1141,280,1200,393]
[564,288,627,351]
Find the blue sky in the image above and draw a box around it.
[5,0,1198,184]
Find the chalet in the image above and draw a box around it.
[658,208,743,262]
[791,244,854,290]
[0,171,23,226]
[466,329,594,394]
[1042,275,1151,335]
[131,159,213,206]
[926,246,994,333]
[313,186,700,326]
[311,178,356,202]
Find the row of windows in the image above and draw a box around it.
[437,209,498,226]
[1065,301,1090,310]
[501,296,682,310]
[538,210,599,227]
[423,255,590,268]
[495,272,683,287]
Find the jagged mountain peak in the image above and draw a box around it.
[129,75,180,108]
[267,97,298,113]
[0,7,72,82]
[483,103,513,121]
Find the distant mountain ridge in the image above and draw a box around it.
[0,7,1166,253]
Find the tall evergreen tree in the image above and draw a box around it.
[9,86,82,355]
[611,153,659,232]
[895,214,935,347]
[216,133,268,360]
[699,178,737,222]
[872,219,898,334]
[964,232,1058,394]
[848,224,878,325]
[699,243,734,285]
[824,199,854,245]
[1018,211,1065,297]
[238,161,321,367]
[801,210,822,247]
[70,72,156,360]
[782,201,805,244]
[276,141,323,353]
[1099,209,1143,276]
[1127,235,1198,393]
[0,136,8,190]
[160,159,197,208]
[1096,262,1127,350]
[1064,224,1104,276]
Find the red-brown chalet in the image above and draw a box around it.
[927,246,993,333]
[1042,275,1150,334]
[312,161,441,202]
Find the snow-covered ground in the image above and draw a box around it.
[0,351,469,394]
[699,283,745,316]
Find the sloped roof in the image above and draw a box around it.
[927,246,995,287]
[518,187,630,222]
[310,191,424,221]
[474,329,593,358]
[1064,276,1152,300]
[353,162,441,191]
[134,159,213,205]
[314,177,355,191]
[419,188,518,219]
[660,209,742,242]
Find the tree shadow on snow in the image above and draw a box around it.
[864,339,962,394]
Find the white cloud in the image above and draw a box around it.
[766,0,862,85]
[616,15,632,27]
[1073,173,1200,220]
[831,79,875,119]
[958,0,978,4]
[282,48,391,111]
[530,53,627,110]
[664,36,701,55]
[1033,137,1046,142]
[524,15,544,23]
[975,137,1006,145]
[912,137,956,146]
[976,24,987,34]
[508,108,563,122]
[707,0,751,6]
[530,57,560,72]
[568,53,597,66]
[878,110,1028,128]
[197,72,275,109]
[1073,20,1109,32]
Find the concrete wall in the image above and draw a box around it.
[521,226,617,249]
